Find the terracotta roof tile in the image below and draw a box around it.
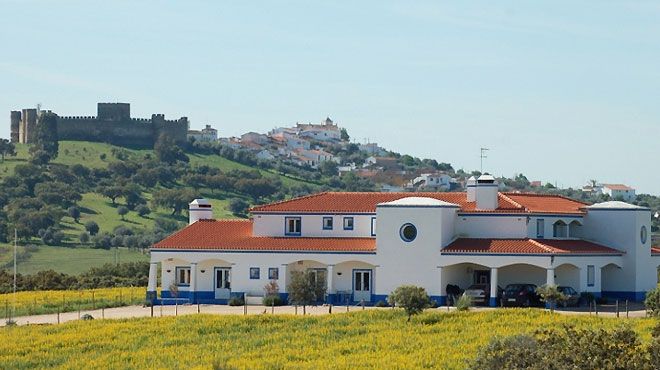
[603,184,634,191]
[249,192,586,215]
[153,219,375,252]
[442,238,623,255]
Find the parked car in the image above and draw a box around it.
[464,284,503,305]
[501,284,541,307]
[557,286,580,307]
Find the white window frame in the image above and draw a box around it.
[285,217,302,236]
[175,267,191,286]
[587,265,595,287]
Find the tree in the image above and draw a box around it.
[154,134,188,164]
[34,182,82,208]
[151,188,195,215]
[136,205,151,217]
[340,128,349,141]
[0,139,16,161]
[29,112,59,163]
[117,206,129,220]
[387,285,431,321]
[99,186,123,205]
[318,161,338,176]
[229,198,249,217]
[85,221,100,236]
[645,284,660,317]
[121,184,145,210]
[67,206,81,223]
[535,284,566,312]
[79,232,90,244]
[287,270,327,311]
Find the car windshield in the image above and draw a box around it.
[505,284,526,292]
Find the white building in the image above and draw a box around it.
[241,132,269,145]
[297,117,341,142]
[148,175,659,306]
[408,173,453,191]
[601,184,636,202]
[187,125,218,142]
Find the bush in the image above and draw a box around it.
[536,284,566,311]
[80,314,94,320]
[228,297,244,306]
[645,284,660,317]
[387,285,431,321]
[84,221,99,236]
[79,232,90,244]
[455,293,473,311]
[117,206,129,220]
[262,295,284,306]
[375,300,389,307]
[136,205,151,217]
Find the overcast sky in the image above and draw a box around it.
[1,1,658,194]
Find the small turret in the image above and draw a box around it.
[466,176,477,202]
[189,199,213,225]
[475,174,498,210]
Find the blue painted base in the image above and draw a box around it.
[489,297,498,307]
[601,291,646,302]
[158,290,245,305]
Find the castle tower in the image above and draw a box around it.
[19,108,37,143]
[10,111,21,143]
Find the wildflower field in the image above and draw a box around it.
[0,309,656,369]
[1,287,146,318]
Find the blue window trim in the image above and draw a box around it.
[587,265,595,287]
[285,217,302,236]
[175,266,191,287]
[322,217,333,230]
[400,223,417,242]
[370,217,376,236]
[343,217,354,230]
[268,267,279,280]
[249,267,261,280]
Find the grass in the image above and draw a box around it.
[0,287,146,317]
[0,309,655,369]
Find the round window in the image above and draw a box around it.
[400,223,417,242]
[641,225,647,245]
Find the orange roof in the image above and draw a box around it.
[603,184,634,191]
[153,219,376,252]
[442,238,623,255]
[652,246,660,255]
[249,192,587,215]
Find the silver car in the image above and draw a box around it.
[464,284,503,305]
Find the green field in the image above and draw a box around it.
[1,140,322,274]
[0,310,655,369]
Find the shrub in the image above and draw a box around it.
[536,284,566,311]
[79,232,90,244]
[375,300,388,307]
[136,205,151,217]
[84,221,99,236]
[387,285,431,321]
[117,206,129,220]
[80,314,94,320]
[455,293,473,311]
[287,271,326,307]
[644,284,660,317]
[471,334,540,370]
[228,297,244,306]
[262,295,284,306]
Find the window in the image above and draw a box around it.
[371,217,377,236]
[323,217,333,230]
[536,219,544,238]
[400,223,417,242]
[250,267,260,280]
[553,220,568,238]
[343,217,354,230]
[587,265,595,287]
[641,225,648,245]
[268,268,279,280]
[285,217,301,236]
[175,267,190,286]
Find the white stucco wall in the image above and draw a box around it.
[455,215,527,239]
[252,213,376,237]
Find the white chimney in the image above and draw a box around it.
[475,174,498,210]
[466,176,477,202]
[189,199,213,225]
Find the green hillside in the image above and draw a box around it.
[0,140,324,275]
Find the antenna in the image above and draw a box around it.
[480,147,489,173]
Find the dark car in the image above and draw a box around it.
[501,284,541,307]
[464,284,503,306]
[557,286,580,307]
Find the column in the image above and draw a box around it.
[437,266,446,306]
[189,262,197,304]
[326,265,335,304]
[279,264,288,300]
[489,268,499,307]
[147,262,158,302]
[546,267,555,286]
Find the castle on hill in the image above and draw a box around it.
[10,103,189,147]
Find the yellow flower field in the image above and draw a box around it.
[0,287,146,318]
[0,309,655,369]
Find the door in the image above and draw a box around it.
[307,268,327,302]
[215,268,231,299]
[353,270,372,302]
[474,270,490,284]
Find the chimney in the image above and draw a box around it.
[466,176,477,202]
[189,199,213,225]
[475,174,498,210]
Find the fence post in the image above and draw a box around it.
[78,302,81,320]
[92,291,95,310]
[151,304,154,318]
[197,303,200,314]
[102,307,105,319]
[271,300,274,314]
[295,305,298,315]
[615,300,619,318]
[57,310,60,324]
[329,304,332,314]
[5,300,8,320]
[625,300,629,318]
[361,300,365,310]
[594,301,598,316]
[160,301,163,317]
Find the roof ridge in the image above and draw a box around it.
[498,192,524,210]
[249,192,329,212]
[504,192,591,206]
[529,239,558,253]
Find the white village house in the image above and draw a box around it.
[147,175,659,306]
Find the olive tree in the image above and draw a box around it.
[387,285,431,321]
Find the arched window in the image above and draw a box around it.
[568,220,583,238]
[553,220,568,238]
